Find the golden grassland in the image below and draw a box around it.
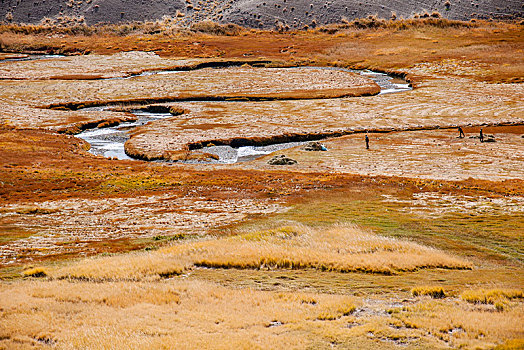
[53,224,471,281]
[269,190,524,264]
[0,20,522,161]
[2,224,516,349]
[241,128,524,182]
[390,298,524,349]
[128,83,524,162]
[0,279,360,349]
[0,19,523,349]
[0,277,522,349]
[461,289,524,305]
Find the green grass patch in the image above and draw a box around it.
[98,175,173,192]
[251,193,523,264]
[0,225,35,243]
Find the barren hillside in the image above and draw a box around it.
[1,0,523,27]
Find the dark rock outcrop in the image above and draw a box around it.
[302,141,327,151]
[268,154,297,165]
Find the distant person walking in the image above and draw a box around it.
[365,134,369,150]
[479,128,484,142]
[458,126,465,138]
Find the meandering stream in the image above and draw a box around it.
[77,68,412,162]
[0,54,65,62]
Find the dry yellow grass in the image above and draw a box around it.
[21,267,48,278]
[185,225,471,274]
[495,339,524,350]
[54,224,471,281]
[411,286,447,298]
[461,288,524,305]
[54,252,187,282]
[1,278,522,349]
[0,279,357,349]
[393,299,524,349]
[0,21,521,349]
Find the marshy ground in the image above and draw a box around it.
[0,20,523,349]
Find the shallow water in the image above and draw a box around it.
[77,111,171,159]
[76,67,411,162]
[0,54,65,62]
[187,142,308,164]
[302,67,412,95]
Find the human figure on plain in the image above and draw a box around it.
[479,128,484,142]
[365,134,369,150]
[458,126,465,138]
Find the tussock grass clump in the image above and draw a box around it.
[0,22,94,36]
[316,15,477,33]
[22,267,47,278]
[55,252,187,281]
[186,224,472,274]
[316,299,356,320]
[54,224,471,281]
[0,20,172,37]
[0,16,481,39]
[396,299,524,347]
[461,288,523,305]
[411,286,447,298]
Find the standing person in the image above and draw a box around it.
[458,126,465,138]
[365,134,370,150]
[479,128,484,143]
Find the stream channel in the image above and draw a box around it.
[1,54,66,62]
[77,67,411,163]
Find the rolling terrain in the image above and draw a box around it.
[0,18,522,350]
[1,0,523,27]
